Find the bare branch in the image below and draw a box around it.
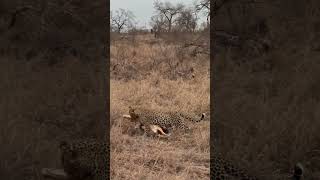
[153,0,185,32]
[111,8,136,33]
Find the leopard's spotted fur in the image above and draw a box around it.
[58,138,304,180]
[59,138,109,180]
[128,106,205,135]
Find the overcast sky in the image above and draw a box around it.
[110,0,203,29]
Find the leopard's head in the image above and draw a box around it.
[59,141,78,160]
[128,106,140,121]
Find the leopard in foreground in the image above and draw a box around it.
[59,138,109,180]
[212,155,259,180]
[123,106,206,136]
[58,138,304,180]
[212,155,304,180]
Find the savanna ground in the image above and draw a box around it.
[110,33,210,179]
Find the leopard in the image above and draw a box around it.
[125,106,205,136]
[59,138,109,180]
[58,138,304,180]
[211,154,304,180]
[211,155,259,180]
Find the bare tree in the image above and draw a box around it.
[195,0,210,24]
[150,14,167,38]
[175,7,198,32]
[153,0,185,32]
[111,8,135,33]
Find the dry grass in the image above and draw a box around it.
[110,34,210,179]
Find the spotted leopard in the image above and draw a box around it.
[126,106,205,135]
[211,155,259,180]
[211,154,304,180]
[58,138,304,180]
[59,138,109,180]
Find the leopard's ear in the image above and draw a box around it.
[293,162,304,178]
[129,106,136,115]
[201,113,206,119]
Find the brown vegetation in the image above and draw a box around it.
[110,33,210,179]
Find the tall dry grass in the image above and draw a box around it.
[110,34,210,179]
